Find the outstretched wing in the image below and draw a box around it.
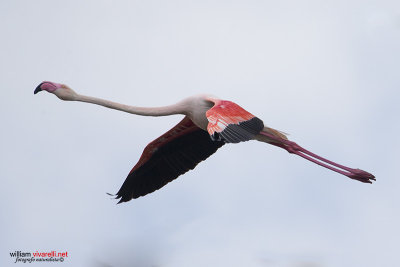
[115,116,224,203]
[206,99,264,143]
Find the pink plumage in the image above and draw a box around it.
[206,100,256,136]
[206,99,264,143]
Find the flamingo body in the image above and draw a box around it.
[206,99,264,143]
[118,98,265,202]
[34,81,375,204]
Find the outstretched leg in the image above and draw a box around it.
[256,128,375,183]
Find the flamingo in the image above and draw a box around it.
[34,81,375,203]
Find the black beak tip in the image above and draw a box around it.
[34,83,43,95]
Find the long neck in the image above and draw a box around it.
[74,94,187,117]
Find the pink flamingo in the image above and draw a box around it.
[34,81,375,203]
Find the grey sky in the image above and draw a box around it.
[1,0,399,266]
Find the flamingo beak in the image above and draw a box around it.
[34,83,43,94]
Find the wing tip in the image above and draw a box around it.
[106,192,130,204]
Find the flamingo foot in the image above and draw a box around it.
[346,168,376,183]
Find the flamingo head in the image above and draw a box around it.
[34,81,77,101]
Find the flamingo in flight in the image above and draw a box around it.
[34,81,375,203]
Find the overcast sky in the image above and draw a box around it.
[1,0,399,266]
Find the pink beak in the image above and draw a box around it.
[34,81,62,94]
